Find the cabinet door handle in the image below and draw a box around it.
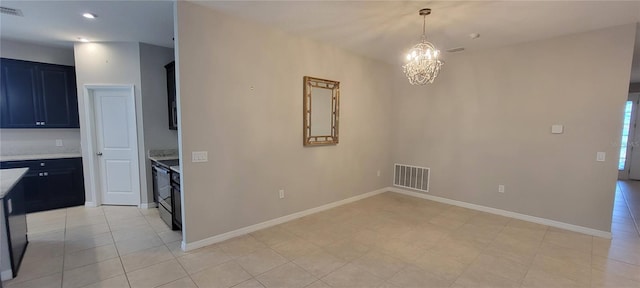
[96,152,103,156]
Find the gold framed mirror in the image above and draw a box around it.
[303,76,340,146]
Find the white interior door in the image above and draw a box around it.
[92,86,140,205]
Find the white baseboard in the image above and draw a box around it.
[84,202,97,207]
[182,187,388,251]
[139,202,157,209]
[1,269,13,281]
[388,187,612,239]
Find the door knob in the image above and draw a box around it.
[96,152,103,156]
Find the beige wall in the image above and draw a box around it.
[0,39,74,66]
[74,42,146,205]
[391,24,636,232]
[74,42,179,205]
[175,1,393,243]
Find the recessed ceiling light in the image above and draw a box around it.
[82,13,97,19]
[77,37,90,43]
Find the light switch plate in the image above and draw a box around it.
[551,125,564,134]
[596,152,606,162]
[192,151,208,162]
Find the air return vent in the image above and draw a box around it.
[446,47,465,53]
[394,163,430,192]
[0,7,23,17]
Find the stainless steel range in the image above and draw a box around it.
[152,159,179,229]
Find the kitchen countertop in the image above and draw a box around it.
[148,155,179,163]
[0,153,82,162]
[0,168,29,199]
[149,156,180,174]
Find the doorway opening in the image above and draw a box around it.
[619,94,640,180]
[619,100,633,170]
[84,85,141,206]
[616,94,640,237]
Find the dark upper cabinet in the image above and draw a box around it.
[165,61,177,130]
[0,58,79,128]
[38,64,79,127]
[0,59,39,127]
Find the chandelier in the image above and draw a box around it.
[402,8,443,85]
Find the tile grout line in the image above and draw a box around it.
[449,218,502,287]
[618,182,640,237]
[8,209,69,287]
[61,207,69,288]
[436,208,482,287]
[591,232,598,288]
[523,224,554,285]
[137,207,200,287]
[105,206,134,288]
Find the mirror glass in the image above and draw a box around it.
[311,88,333,136]
[303,76,340,146]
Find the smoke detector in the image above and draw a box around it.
[0,6,23,17]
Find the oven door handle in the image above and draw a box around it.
[153,166,170,174]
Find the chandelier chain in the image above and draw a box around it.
[422,14,426,40]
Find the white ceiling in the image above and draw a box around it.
[197,1,640,63]
[2,1,640,80]
[0,0,174,48]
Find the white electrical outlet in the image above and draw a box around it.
[596,152,606,162]
[192,151,208,162]
[551,125,564,134]
[279,189,285,199]
[377,170,381,177]
[498,185,505,193]
[55,139,63,147]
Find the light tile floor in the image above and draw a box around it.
[618,181,640,233]
[3,186,640,288]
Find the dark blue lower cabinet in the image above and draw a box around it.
[0,158,85,213]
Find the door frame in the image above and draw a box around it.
[83,84,141,206]
[620,93,640,180]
